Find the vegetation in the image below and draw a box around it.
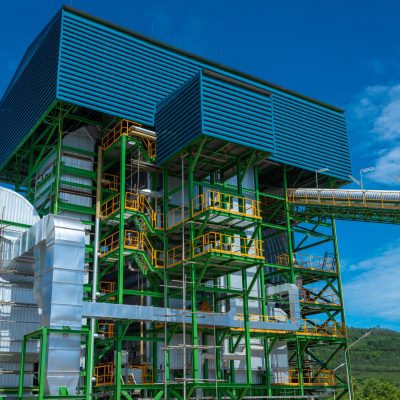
[353,378,400,399]
[348,327,400,385]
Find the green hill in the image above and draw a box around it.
[347,327,400,385]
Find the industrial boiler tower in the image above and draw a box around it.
[0,6,399,400]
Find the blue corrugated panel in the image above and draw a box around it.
[57,9,350,179]
[156,71,274,165]
[0,13,60,168]
[58,10,202,126]
[156,75,202,164]
[0,7,351,180]
[271,93,350,179]
[201,71,274,154]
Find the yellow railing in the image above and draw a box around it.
[127,365,154,384]
[235,313,288,323]
[102,119,156,159]
[287,189,400,210]
[102,119,140,151]
[276,253,336,273]
[167,242,191,268]
[273,368,336,386]
[94,362,114,386]
[98,321,114,338]
[101,193,121,219]
[299,288,340,306]
[166,205,189,229]
[193,232,264,260]
[99,230,164,268]
[297,319,346,337]
[303,368,336,386]
[103,173,119,191]
[101,192,159,229]
[167,233,263,267]
[126,192,158,228]
[193,190,261,220]
[99,281,115,300]
[99,231,120,257]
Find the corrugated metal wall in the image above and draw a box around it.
[270,93,350,179]
[156,71,274,165]
[156,75,202,164]
[57,8,351,179]
[0,13,60,168]
[0,6,351,180]
[202,71,275,154]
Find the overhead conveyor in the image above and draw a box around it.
[285,188,400,224]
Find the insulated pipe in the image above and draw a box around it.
[88,145,102,399]
[285,188,400,203]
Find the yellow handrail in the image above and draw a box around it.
[94,362,114,386]
[272,368,336,386]
[193,190,261,219]
[166,232,263,267]
[101,192,160,230]
[299,287,340,306]
[276,253,336,273]
[99,230,164,268]
[103,173,119,191]
[194,232,264,260]
[297,319,346,337]
[102,119,156,159]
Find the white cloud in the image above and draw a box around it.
[350,83,400,186]
[369,146,400,185]
[343,240,400,322]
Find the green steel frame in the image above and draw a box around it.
[4,106,395,399]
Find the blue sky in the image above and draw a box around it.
[0,0,399,330]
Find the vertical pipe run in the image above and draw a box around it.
[88,145,102,399]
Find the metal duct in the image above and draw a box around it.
[83,283,300,331]
[9,214,85,395]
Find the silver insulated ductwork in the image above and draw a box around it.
[9,214,85,395]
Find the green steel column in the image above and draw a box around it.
[116,134,127,400]
[188,153,199,384]
[39,329,47,400]
[241,268,252,385]
[282,167,295,283]
[53,117,63,215]
[295,338,304,396]
[18,335,27,399]
[332,217,353,398]
[226,275,235,384]
[163,169,170,398]
[85,329,93,400]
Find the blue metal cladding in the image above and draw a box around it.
[156,71,275,165]
[57,8,351,179]
[0,13,60,168]
[0,6,352,180]
[156,75,202,164]
[57,10,203,126]
[201,71,275,154]
[270,93,351,179]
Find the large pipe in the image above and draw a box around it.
[286,188,400,203]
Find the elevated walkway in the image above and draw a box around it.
[286,188,400,224]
